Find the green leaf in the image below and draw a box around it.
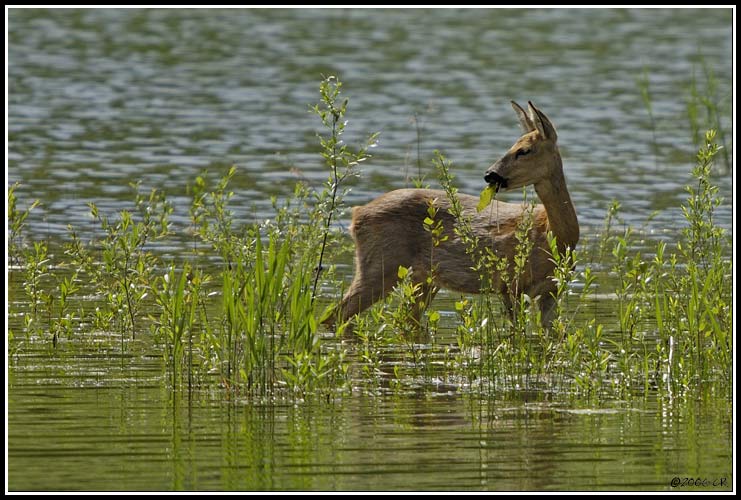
[477,185,496,212]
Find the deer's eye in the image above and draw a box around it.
[515,148,531,159]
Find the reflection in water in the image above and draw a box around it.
[7,345,733,491]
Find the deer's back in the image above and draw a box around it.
[349,189,554,294]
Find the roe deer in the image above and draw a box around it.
[325,101,578,328]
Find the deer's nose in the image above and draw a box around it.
[484,171,508,189]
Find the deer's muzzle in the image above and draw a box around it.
[484,170,508,191]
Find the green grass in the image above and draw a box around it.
[7,77,732,403]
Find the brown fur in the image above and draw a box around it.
[326,102,578,328]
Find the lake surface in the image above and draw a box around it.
[6,345,734,491]
[7,7,734,492]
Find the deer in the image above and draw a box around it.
[324,101,579,329]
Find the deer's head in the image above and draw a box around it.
[484,101,560,192]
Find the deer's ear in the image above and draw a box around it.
[527,101,557,142]
[511,101,535,133]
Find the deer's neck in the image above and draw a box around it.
[534,155,579,252]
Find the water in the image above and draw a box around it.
[7,340,734,491]
[7,7,734,492]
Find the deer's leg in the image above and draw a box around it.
[523,279,558,328]
[325,267,399,327]
[538,293,557,328]
[501,292,515,321]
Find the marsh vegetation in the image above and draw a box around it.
[9,76,732,405]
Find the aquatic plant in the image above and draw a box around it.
[6,77,732,403]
